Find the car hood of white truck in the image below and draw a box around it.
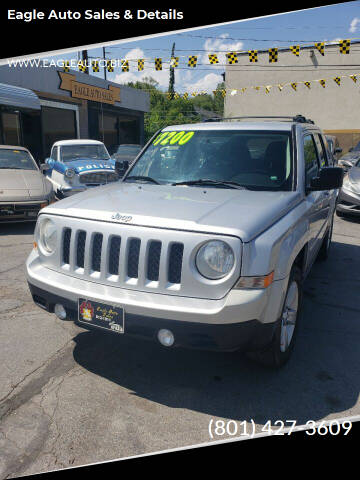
[42,182,302,242]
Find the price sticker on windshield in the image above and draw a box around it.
[153,131,195,146]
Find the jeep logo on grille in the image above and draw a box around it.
[111,213,133,223]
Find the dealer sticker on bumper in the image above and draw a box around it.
[78,298,124,334]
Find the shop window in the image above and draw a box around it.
[22,111,42,163]
[42,106,77,158]
[97,112,140,151]
[2,112,21,146]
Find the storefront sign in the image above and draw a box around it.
[58,72,120,105]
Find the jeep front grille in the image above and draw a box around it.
[62,228,184,286]
[40,215,241,300]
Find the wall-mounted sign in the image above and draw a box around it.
[58,72,120,105]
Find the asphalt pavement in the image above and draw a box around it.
[0,214,359,477]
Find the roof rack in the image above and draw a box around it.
[204,115,314,124]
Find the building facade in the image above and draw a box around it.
[0,64,149,162]
[224,41,360,152]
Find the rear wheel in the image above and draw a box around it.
[247,266,302,368]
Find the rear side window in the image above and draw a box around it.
[303,135,320,187]
[314,134,328,167]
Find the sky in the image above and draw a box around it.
[52,1,360,94]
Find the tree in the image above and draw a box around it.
[127,77,201,141]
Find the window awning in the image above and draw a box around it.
[0,82,41,110]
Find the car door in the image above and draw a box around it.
[314,133,334,226]
[303,133,324,268]
[47,146,62,190]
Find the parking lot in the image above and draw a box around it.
[0,213,359,477]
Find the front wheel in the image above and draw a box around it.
[247,266,302,368]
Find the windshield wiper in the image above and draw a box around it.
[171,179,246,189]
[124,175,160,184]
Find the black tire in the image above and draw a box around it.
[336,208,345,218]
[317,214,334,261]
[247,266,302,368]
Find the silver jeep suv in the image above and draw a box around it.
[26,116,343,367]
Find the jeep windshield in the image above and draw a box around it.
[125,129,293,190]
[61,145,110,162]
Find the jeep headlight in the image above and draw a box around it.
[39,218,57,254]
[65,168,76,178]
[196,240,235,279]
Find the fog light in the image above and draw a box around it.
[54,303,67,320]
[157,329,175,347]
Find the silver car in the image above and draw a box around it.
[0,145,54,222]
[26,116,343,368]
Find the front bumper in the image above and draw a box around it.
[26,250,287,352]
[0,201,46,222]
[28,283,276,352]
[336,187,360,215]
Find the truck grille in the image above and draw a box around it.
[39,215,241,299]
[61,228,183,286]
[79,172,118,185]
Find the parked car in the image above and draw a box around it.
[338,141,360,171]
[45,140,117,199]
[0,145,54,222]
[325,135,342,164]
[27,115,343,368]
[336,157,360,217]
[110,144,142,165]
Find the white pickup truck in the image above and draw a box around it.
[26,115,343,368]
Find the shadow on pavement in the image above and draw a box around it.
[0,222,35,236]
[72,239,360,425]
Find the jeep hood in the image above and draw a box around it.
[43,182,302,242]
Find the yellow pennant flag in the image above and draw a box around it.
[291,83,297,91]
[155,58,162,71]
[208,54,219,64]
[319,79,326,88]
[339,39,350,54]
[333,77,341,86]
[350,75,357,83]
[304,82,311,89]
[290,45,300,56]
[188,56,198,68]
[248,50,258,63]
[315,42,325,56]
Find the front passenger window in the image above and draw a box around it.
[304,135,320,188]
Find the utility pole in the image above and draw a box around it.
[103,47,107,81]
[168,42,176,99]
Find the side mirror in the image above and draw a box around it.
[115,159,129,178]
[40,163,50,174]
[309,167,343,192]
[335,147,342,154]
